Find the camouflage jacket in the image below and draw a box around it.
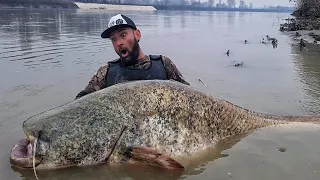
[75,55,190,99]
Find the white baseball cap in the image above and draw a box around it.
[101,14,137,38]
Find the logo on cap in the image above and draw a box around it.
[116,19,124,25]
[101,14,134,38]
[108,14,127,28]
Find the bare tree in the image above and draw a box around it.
[164,0,169,6]
[180,0,187,6]
[208,0,214,7]
[227,0,236,8]
[290,0,320,17]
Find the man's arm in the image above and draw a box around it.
[75,64,109,99]
[162,56,190,85]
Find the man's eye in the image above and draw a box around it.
[121,33,126,37]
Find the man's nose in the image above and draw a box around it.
[115,38,124,47]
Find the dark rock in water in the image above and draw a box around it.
[308,32,315,36]
[307,32,320,41]
[278,147,287,152]
[300,39,306,47]
[313,34,320,41]
[234,62,244,67]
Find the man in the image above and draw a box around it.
[75,14,190,99]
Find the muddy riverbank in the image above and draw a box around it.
[279,0,320,44]
[280,18,320,44]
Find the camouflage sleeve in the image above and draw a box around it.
[162,56,190,85]
[75,64,109,99]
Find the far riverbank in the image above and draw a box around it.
[0,1,156,11]
[74,2,156,11]
[1,1,295,13]
[0,0,78,9]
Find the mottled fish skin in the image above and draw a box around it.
[21,80,317,169]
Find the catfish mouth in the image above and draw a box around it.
[10,138,42,169]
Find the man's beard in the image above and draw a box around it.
[119,38,140,66]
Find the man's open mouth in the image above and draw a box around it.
[10,138,41,169]
[120,49,129,57]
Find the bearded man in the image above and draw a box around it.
[76,14,190,99]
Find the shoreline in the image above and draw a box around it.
[0,2,157,11]
[154,5,293,13]
[279,1,320,45]
[2,2,318,45]
[0,2,294,13]
[280,17,320,45]
[74,2,156,11]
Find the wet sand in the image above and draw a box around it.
[283,29,320,44]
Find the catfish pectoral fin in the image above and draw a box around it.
[124,146,184,170]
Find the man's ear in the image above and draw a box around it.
[134,29,141,42]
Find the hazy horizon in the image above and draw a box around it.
[200,0,295,8]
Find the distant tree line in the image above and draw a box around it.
[74,0,113,3]
[290,0,320,17]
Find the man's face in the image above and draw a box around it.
[109,27,141,66]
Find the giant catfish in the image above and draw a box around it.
[9,80,320,172]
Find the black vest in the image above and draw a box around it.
[105,55,168,88]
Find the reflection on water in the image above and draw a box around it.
[0,9,107,71]
[227,11,236,28]
[1,8,320,180]
[7,124,320,180]
[164,15,172,28]
[291,43,320,114]
[11,165,186,180]
[10,132,247,180]
[180,14,186,29]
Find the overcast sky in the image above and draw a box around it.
[201,0,295,8]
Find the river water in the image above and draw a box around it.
[1,8,320,180]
